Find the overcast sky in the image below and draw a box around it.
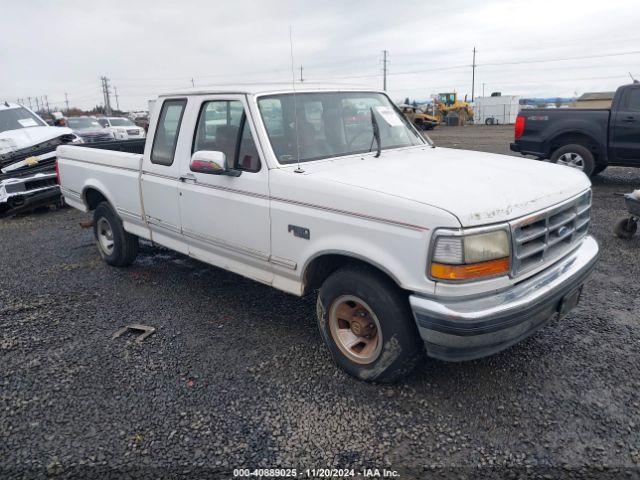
[1,0,639,111]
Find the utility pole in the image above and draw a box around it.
[299,66,304,83]
[191,78,195,87]
[471,47,476,102]
[101,76,113,115]
[114,87,120,111]
[65,92,70,112]
[382,50,389,91]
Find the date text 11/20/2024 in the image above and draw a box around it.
[233,468,400,478]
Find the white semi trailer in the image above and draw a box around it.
[473,94,521,125]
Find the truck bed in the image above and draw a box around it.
[56,145,144,221]
[511,108,610,158]
[82,138,146,155]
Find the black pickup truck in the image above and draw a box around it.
[510,83,640,177]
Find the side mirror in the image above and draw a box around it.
[190,151,240,176]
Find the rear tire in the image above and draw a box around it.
[93,202,138,266]
[550,144,596,177]
[316,265,423,383]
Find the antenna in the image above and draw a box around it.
[630,72,639,84]
[289,26,303,173]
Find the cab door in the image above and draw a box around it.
[176,95,272,284]
[140,98,189,253]
[611,86,640,163]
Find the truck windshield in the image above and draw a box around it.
[257,92,424,164]
[109,118,135,127]
[0,107,46,133]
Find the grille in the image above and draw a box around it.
[510,190,591,276]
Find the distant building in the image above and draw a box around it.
[573,91,615,109]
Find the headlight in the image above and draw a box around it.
[430,228,510,281]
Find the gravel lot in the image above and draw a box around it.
[2,125,640,479]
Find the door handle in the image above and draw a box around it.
[179,173,196,182]
[623,116,635,122]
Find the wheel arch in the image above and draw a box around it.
[546,130,606,165]
[302,250,405,296]
[82,181,115,211]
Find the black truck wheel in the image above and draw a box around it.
[93,201,139,266]
[614,217,638,239]
[316,265,423,382]
[550,144,596,176]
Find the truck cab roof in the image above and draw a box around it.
[159,83,380,98]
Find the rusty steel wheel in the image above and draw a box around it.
[328,295,382,365]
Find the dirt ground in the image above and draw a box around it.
[1,125,640,479]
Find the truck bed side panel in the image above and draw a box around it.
[57,145,148,236]
[515,109,609,159]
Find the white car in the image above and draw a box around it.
[97,117,145,140]
[57,84,599,382]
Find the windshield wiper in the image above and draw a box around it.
[369,107,381,158]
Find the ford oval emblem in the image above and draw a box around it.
[558,226,570,237]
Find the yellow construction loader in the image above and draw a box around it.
[432,92,474,126]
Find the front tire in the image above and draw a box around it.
[614,217,638,239]
[93,202,138,266]
[550,144,596,176]
[316,265,423,382]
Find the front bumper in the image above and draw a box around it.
[410,235,599,362]
[0,185,61,215]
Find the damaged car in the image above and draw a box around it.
[0,102,82,216]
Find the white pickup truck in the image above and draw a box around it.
[57,84,599,382]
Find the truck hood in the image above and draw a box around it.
[292,146,591,227]
[0,126,75,155]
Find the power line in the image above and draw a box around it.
[479,49,640,67]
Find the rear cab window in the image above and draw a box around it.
[151,99,187,166]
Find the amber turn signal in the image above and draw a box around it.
[431,257,510,281]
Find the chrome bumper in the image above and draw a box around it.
[410,235,599,362]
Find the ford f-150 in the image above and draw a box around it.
[57,84,599,382]
[510,83,640,177]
